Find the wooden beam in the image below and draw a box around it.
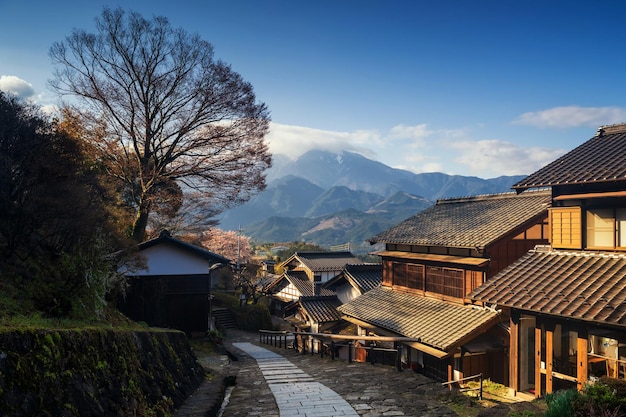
[577,333,588,391]
[546,328,553,394]
[509,314,519,393]
[339,316,450,358]
[535,326,542,398]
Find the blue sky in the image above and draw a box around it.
[2,0,626,178]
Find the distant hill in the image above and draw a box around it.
[217,150,526,251]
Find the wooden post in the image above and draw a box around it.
[546,327,554,395]
[395,343,402,372]
[509,313,520,393]
[577,330,588,391]
[535,326,542,398]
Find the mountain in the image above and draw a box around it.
[266,150,417,197]
[217,150,527,251]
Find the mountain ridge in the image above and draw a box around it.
[217,150,526,251]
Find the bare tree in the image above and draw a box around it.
[50,7,271,242]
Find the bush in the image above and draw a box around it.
[545,379,626,417]
[545,388,579,417]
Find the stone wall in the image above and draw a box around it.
[0,329,204,416]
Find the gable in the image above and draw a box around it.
[132,242,214,276]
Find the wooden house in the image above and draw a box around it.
[323,263,382,304]
[119,230,230,335]
[284,296,344,333]
[338,190,551,383]
[265,270,336,316]
[471,123,626,397]
[265,251,364,315]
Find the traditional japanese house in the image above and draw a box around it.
[264,270,336,316]
[119,230,230,335]
[323,263,382,304]
[338,190,551,383]
[265,251,363,315]
[284,295,344,333]
[471,123,626,397]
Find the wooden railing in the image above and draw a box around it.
[258,330,409,370]
[442,373,483,400]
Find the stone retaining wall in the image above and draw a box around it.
[0,329,204,416]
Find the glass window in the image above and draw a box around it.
[587,208,615,248]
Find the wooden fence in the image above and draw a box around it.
[259,330,425,371]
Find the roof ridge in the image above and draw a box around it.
[436,188,551,205]
[533,247,626,259]
[597,123,626,135]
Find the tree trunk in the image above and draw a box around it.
[131,201,150,242]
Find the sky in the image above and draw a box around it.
[2,0,626,178]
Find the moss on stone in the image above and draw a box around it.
[0,329,205,416]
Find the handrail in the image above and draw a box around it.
[258,329,403,370]
[442,373,483,400]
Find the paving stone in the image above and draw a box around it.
[176,329,485,417]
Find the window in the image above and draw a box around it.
[550,207,582,249]
[586,208,626,249]
[407,264,424,290]
[390,262,462,298]
[391,262,423,290]
[425,266,463,298]
[393,262,408,287]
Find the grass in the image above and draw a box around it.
[441,379,547,417]
[0,307,155,332]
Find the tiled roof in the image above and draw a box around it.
[283,251,364,272]
[513,124,626,190]
[138,230,231,264]
[297,296,343,323]
[325,264,382,293]
[369,190,551,249]
[338,286,499,352]
[265,271,336,297]
[470,247,626,326]
[286,271,335,297]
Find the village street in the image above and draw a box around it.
[176,330,546,417]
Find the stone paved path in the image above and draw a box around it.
[215,330,459,417]
[233,342,358,416]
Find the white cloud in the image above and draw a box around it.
[266,121,567,178]
[512,105,626,128]
[388,123,432,141]
[449,139,565,177]
[0,75,36,99]
[266,123,381,160]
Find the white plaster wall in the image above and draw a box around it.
[133,243,211,275]
[335,283,361,304]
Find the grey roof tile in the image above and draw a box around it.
[369,190,551,249]
[283,251,364,272]
[297,296,343,323]
[324,263,382,293]
[514,124,626,190]
[470,248,626,326]
[338,287,499,352]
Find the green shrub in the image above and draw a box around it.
[545,388,579,417]
[546,380,626,417]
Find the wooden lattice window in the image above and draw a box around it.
[425,266,463,298]
[550,207,582,249]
